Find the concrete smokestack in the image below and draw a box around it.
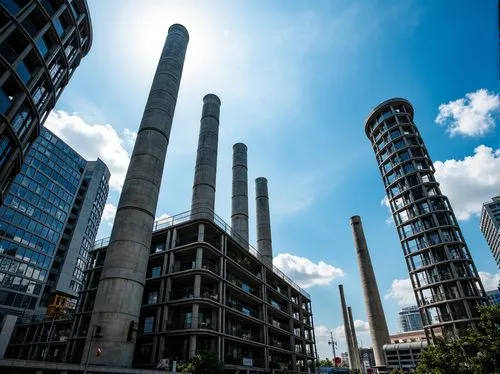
[191,94,221,220]
[350,215,390,369]
[339,284,358,371]
[255,177,272,263]
[87,24,188,367]
[231,143,249,245]
[348,306,362,371]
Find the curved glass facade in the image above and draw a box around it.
[365,98,486,340]
[0,0,92,203]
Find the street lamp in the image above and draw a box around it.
[328,331,338,369]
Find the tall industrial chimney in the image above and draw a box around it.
[348,306,362,371]
[87,24,189,367]
[339,284,359,371]
[191,94,221,221]
[231,143,249,245]
[350,215,390,370]
[255,177,272,263]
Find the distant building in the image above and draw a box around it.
[398,305,423,332]
[0,128,109,319]
[341,352,349,367]
[0,0,93,203]
[390,329,436,344]
[480,196,500,267]
[486,289,500,305]
[359,347,375,374]
[384,341,427,373]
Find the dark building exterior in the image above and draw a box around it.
[0,128,109,320]
[479,196,500,268]
[6,211,318,372]
[0,0,92,203]
[365,98,486,342]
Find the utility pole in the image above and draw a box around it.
[328,331,338,369]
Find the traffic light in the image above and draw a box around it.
[127,320,136,342]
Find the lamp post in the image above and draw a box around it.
[328,331,338,369]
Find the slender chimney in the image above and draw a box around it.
[87,24,188,367]
[191,94,221,220]
[255,177,272,263]
[339,284,357,371]
[231,143,249,245]
[348,306,362,371]
[350,215,390,369]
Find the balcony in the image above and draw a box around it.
[225,355,264,368]
[269,318,289,332]
[268,298,288,314]
[169,287,219,302]
[226,327,262,343]
[269,338,291,351]
[228,273,260,298]
[226,299,260,319]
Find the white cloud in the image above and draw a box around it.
[45,110,132,192]
[272,253,344,289]
[434,145,500,220]
[101,203,117,226]
[380,196,393,225]
[384,278,417,307]
[479,271,500,291]
[436,89,500,136]
[122,128,137,147]
[315,321,371,360]
[155,213,172,221]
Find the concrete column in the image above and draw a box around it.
[191,94,221,221]
[339,284,356,370]
[191,303,199,328]
[194,274,201,298]
[86,24,189,368]
[189,334,197,359]
[350,216,390,369]
[255,177,273,263]
[231,143,249,246]
[348,306,362,371]
[0,314,17,359]
[195,247,203,268]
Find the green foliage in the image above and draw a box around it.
[390,369,405,374]
[415,304,500,374]
[319,358,333,367]
[177,351,224,374]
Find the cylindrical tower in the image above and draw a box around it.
[347,306,362,371]
[364,98,486,341]
[190,94,221,221]
[338,284,358,371]
[0,0,93,203]
[255,177,273,263]
[350,215,390,369]
[231,142,249,245]
[87,24,189,367]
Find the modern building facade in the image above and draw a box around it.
[0,128,108,319]
[359,347,375,374]
[0,0,92,203]
[479,196,500,268]
[6,212,318,372]
[486,289,500,305]
[365,98,486,341]
[398,306,423,332]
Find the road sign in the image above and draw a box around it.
[335,357,342,365]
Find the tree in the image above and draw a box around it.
[178,351,224,374]
[319,358,333,367]
[390,369,405,374]
[415,304,500,374]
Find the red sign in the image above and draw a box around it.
[334,357,341,365]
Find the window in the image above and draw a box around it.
[151,266,161,277]
[143,316,154,333]
[147,291,158,304]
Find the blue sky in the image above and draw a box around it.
[44,0,499,360]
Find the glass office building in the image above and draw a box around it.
[0,0,92,203]
[365,98,486,341]
[398,305,423,332]
[0,128,108,319]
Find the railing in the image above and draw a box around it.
[92,207,310,298]
[169,287,219,301]
[227,328,262,342]
[228,274,260,297]
[227,300,260,319]
[269,318,288,331]
[270,339,291,350]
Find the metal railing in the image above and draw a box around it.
[92,207,310,298]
